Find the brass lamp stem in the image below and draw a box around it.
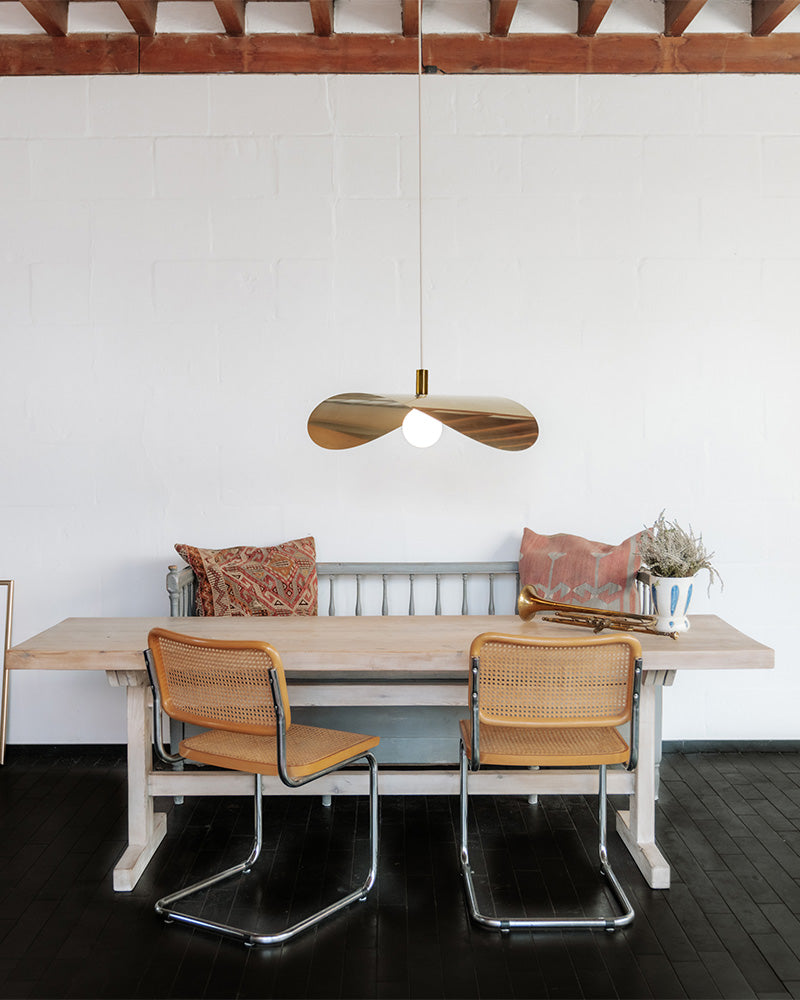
[415,368,429,397]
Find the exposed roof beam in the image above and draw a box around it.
[490,0,518,38]
[433,30,800,71]
[214,0,246,36]
[138,32,416,72]
[4,27,800,76]
[20,0,69,35]
[117,0,157,36]
[0,33,139,73]
[752,0,800,35]
[665,0,709,36]
[577,0,613,37]
[132,32,800,74]
[401,0,419,38]
[309,0,333,37]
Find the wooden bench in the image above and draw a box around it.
[166,561,652,765]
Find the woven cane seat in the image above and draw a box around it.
[181,725,380,778]
[458,718,630,767]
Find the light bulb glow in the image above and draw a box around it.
[402,408,443,448]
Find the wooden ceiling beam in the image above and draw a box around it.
[4,27,800,75]
[752,0,800,35]
[20,1,69,36]
[490,0,518,38]
[140,31,417,73]
[309,0,334,37]
[117,0,157,36]
[133,31,800,74]
[0,33,139,73]
[214,0,246,36]
[430,31,800,72]
[664,0,709,36]
[577,0,613,37]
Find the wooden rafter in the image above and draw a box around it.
[752,0,800,35]
[577,0,613,37]
[489,0,517,38]
[117,0,157,36]
[664,0,709,36]
[20,0,68,35]
[214,0,246,36]
[401,0,419,38]
[309,0,333,37]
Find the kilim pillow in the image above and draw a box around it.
[519,527,641,613]
[174,536,318,617]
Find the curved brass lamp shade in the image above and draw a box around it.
[307,383,539,452]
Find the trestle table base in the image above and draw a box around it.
[110,668,672,893]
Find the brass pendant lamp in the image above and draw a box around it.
[307,0,538,453]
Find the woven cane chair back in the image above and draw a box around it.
[148,628,290,736]
[469,632,641,730]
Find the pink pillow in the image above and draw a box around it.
[519,527,641,613]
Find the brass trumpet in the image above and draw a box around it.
[517,585,677,639]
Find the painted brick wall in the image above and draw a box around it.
[0,72,797,742]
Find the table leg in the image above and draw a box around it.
[107,671,167,892]
[615,671,673,889]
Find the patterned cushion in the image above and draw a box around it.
[519,527,641,613]
[174,537,318,617]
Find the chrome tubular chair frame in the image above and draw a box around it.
[144,644,379,948]
[459,638,642,933]
[154,755,379,947]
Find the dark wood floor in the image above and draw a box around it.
[1,746,799,999]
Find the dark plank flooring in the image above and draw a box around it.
[1,747,799,999]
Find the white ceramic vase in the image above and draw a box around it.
[650,575,695,633]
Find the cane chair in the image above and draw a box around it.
[459,632,642,932]
[144,627,380,947]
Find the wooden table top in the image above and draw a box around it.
[7,614,774,680]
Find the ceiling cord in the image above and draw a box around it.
[417,0,424,374]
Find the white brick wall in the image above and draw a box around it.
[1,72,798,743]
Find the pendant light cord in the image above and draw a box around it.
[417,0,424,377]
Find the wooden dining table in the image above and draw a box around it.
[7,613,773,893]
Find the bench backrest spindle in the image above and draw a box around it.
[167,561,522,618]
[166,560,651,619]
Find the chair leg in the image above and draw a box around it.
[155,755,379,947]
[595,764,635,929]
[459,744,634,932]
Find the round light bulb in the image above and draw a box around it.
[402,408,443,448]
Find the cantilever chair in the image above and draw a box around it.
[144,627,380,947]
[459,631,642,932]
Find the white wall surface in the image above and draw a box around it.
[1,71,798,743]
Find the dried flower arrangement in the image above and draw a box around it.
[639,512,723,592]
